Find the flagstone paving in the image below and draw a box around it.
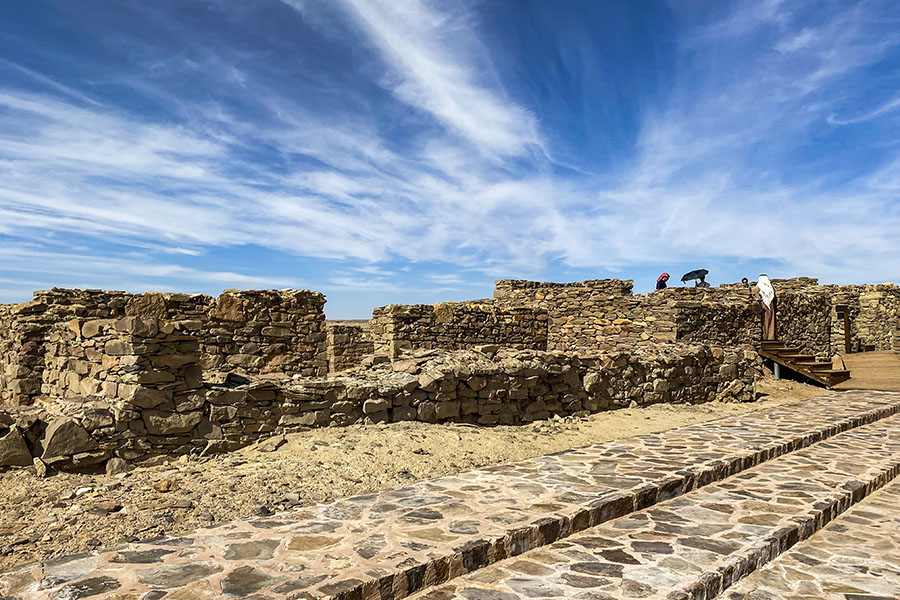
[1,391,899,600]
[725,477,900,600]
[409,414,900,600]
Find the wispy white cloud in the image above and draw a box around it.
[295,0,542,159]
[1,0,899,312]
[828,95,900,125]
[0,245,308,302]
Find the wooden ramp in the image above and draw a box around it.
[832,350,900,392]
[759,340,851,387]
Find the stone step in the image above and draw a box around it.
[409,414,900,600]
[3,391,900,600]
[724,476,900,599]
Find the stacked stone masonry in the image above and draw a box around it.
[2,275,900,470]
[370,301,548,357]
[1,343,759,469]
[326,325,374,372]
[492,279,669,352]
[490,277,900,359]
[0,288,327,409]
[202,289,327,377]
[266,343,759,429]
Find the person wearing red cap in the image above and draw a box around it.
[655,273,670,290]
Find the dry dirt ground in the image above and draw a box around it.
[0,378,830,572]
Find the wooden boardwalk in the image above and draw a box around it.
[833,351,900,392]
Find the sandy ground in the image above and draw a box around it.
[0,378,830,572]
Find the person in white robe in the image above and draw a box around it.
[757,274,777,340]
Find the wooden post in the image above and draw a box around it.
[844,312,851,354]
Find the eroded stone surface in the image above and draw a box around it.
[726,477,900,599]
[1,391,899,600]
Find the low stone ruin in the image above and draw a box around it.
[326,324,374,372]
[0,276,897,472]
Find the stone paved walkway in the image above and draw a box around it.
[725,477,900,600]
[411,414,900,600]
[1,391,899,600]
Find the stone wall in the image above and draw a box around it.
[494,278,634,301]
[492,278,900,360]
[857,285,900,352]
[820,284,900,354]
[201,290,327,377]
[0,302,46,407]
[370,301,548,357]
[493,280,765,353]
[649,288,761,347]
[213,343,760,432]
[775,291,832,359]
[769,277,820,290]
[493,279,678,352]
[327,325,374,372]
[1,334,761,470]
[39,315,208,468]
[3,276,898,472]
[0,288,327,409]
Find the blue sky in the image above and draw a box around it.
[1,0,899,317]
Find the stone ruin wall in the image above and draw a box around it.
[648,288,760,347]
[0,303,34,406]
[800,283,900,355]
[370,301,548,358]
[768,291,831,359]
[492,279,764,353]
[260,344,760,429]
[0,288,328,409]
[753,278,900,356]
[201,289,327,377]
[3,275,899,472]
[856,285,900,352]
[492,278,900,360]
[0,341,761,470]
[327,325,374,372]
[492,279,676,353]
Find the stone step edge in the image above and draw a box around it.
[342,399,900,600]
[407,434,900,600]
[683,461,900,600]
[6,399,897,600]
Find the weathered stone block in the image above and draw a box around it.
[114,316,159,337]
[41,418,99,460]
[207,390,247,405]
[128,387,173,409]
[104,339,134,356]
[417,401,436,421]
[435,401,461,419]
[0,427,32,466]
[363,398,390,414]
[142,410,203,435]
[392,406,417,421]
